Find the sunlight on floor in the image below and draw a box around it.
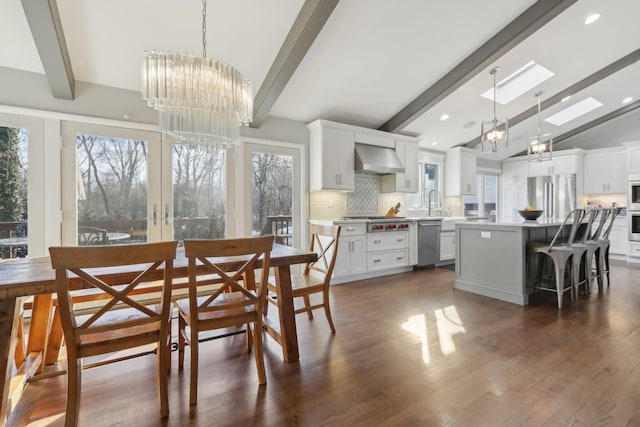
[402,305,466,363]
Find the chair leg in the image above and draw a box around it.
[189,326,199,406]
[246,322,253,351]
[303,295,313,319]
[322,288,336,334]
[605,247,611,287]
[553,260,567,309]
[65,357,82,427]
[594,248,603,292]
[252,320,267,385]
[178,315,186,370]
[45,307,64,365]
[572,255,582,300]
[157,337,169,418]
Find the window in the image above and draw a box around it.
[0,126,27,259]
[408,155,443,209]
[463,172,499,221]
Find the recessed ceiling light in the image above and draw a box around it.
[440,114,450,121]
[431,141,438,146]
[544,97,603,126]
[585,13,600,25]
[561,95,572,102]
[622,97,633,104]
[481,61,554,105]
[462,121,476,129]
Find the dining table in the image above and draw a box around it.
[0,242,317,424]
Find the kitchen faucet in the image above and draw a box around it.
[428,190,441,216]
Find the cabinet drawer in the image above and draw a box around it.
[338,223,367,236]
[367,231,408,251]
[629,242,640,258]
[367,249,409,271]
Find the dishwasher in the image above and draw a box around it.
[416,220,440,268]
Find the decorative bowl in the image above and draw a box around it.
[518,209,543,221]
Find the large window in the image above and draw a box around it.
[0,126,28,259]
[408,155,443,209]
[463,172,499,221]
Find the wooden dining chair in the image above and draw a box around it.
[77,226,108,245]
[266,224,341,333]
[49,241,177,427]
[176,235,274,406]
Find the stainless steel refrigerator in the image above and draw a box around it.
[527,174,577,219]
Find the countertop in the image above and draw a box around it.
[310,216,466,224]
[457,218,577,228]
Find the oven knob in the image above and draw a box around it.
[387,224,397,229]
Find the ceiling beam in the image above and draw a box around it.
[377,0,576,133]
[251,0,339,127]
[552,99,640,146]
[20,0,75,100]
[465,48,640,148]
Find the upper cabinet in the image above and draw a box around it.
[381,138,419,193]
[583,148,626,194]
[527,153,581,176]
[308,121,355,191]
[502,159,528,185]
[445,147,476,196]
[623,141,640,173]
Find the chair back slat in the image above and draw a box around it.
[601,208,618,239]
[184,236,274,315]
[590,208,610,241]
[305,224,341,282]
[548,209,584,250]
[577,209,599,244]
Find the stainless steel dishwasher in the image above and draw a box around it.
[417,220,441,267]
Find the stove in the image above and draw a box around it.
[341,216,411,232]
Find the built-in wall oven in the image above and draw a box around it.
[628,174,640,241]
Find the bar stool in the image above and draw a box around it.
[584,208,611,292]
[527,209,583,309]
[568,208,599,297]
[595,208,618,288]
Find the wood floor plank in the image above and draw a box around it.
[6,260,640,426]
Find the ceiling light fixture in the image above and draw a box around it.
[545,97,603,126]
[480,61,554,105]
[622,97,633,104]
[561,95,572,102]
[585,13,600,25]
[440,114,450,121]
[141,0,253,149]
[480,67,509,153]
[528,92,552,162]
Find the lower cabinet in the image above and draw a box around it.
[333,233,367,278]
[440,231,455,262]
[367,230,409,272]
[609,217,628,256]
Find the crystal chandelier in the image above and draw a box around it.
[480,67,509,153]
[528,91,553,161]
[141,0,253,149]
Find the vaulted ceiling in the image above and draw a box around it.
[2,0,640,160]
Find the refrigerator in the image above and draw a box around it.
[527,174,577,219]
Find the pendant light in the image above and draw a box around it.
[480,67,509,153]
[528,91,553,161]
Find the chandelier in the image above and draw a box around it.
[141,0,253,149]
[480,67,509,153]
[528,91,553,161]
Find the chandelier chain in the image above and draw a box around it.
[202,0,207,58]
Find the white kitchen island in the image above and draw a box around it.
[454,218,572,305]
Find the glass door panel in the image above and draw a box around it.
[0,126,28,259]
[171,144,226,244]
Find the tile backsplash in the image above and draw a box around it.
[345,174,379,214]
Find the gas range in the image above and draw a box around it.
[341,216,411,232]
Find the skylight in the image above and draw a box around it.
[481,61,554,105]
[544,97,603,126]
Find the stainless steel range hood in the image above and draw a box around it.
[354,143,405,175]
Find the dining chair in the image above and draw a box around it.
[77,226,108,245]
[49,241,177,427]
[176,235,274,406]
[526,209,583,308]
[583,208,611,292]
[266,224,341,333]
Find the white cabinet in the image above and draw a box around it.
[609,217,628,256]
[366,230,409,272]
[308,121,355,191]
[501,183,528,222]
[623,141,640,173]
[440,231,455,261]
[502,160,528,185]
[583,149,626,194]
[528,154,578,176]
[333,223,366,278]
[381,139,419,193]
[408,222,418,265]
[445,147,476,196]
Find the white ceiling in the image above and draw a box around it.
[2,0,640,161]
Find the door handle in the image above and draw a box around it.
[152,204,157,226]
[164,203,170,225]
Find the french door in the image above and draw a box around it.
[62,122,227,245]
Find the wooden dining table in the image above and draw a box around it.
[0,243,317,424]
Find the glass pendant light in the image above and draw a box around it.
[528,91,553,162]
[480,67,509,153]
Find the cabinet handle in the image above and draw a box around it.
[373,259,381,263]
[374,239,381,244]
[397,238,404,242]
[406,179,410,188]
[350,241,354,252]
[346,226,355,231]
[339,174,342,185]
[396,256,404,260]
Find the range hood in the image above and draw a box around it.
[354,143,405,175]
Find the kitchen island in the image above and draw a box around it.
[454,218,573,305]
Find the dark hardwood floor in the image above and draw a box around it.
[8,261,640,426]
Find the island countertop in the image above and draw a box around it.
[457,218,576,228]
